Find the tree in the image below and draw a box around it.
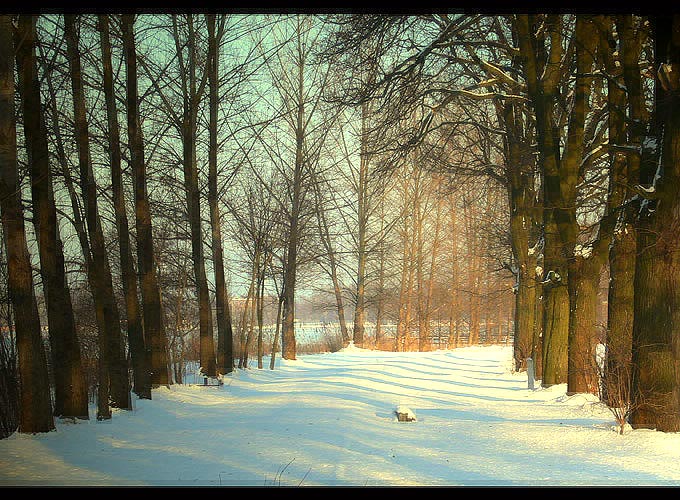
[143,14,217,377]
[98,14,152,399]
[515,15,603,389]
[64,14,131,411]
[0,14,54,433]
[260,15,336,360]
[206,14,234,375]
[603,14,648,407]
[121,14,171,387]
[14,14,89,419]
[629,14,680,432]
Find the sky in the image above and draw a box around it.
[1,344,679,487]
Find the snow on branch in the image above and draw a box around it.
[480,59,526,91]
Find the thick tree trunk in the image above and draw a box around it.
[99,14,151,400]
[121,14,170,387]
[64,14,131,411]
[43,54,111,419]
[514,263,538,373]
[15,15,88,419]
[501,99,540,373]
[602,14,646,406]
[567,257,600,395]
[0,15,54,432]
[206,14,234,375]
[516,14,566,385]
[630,15,680,432]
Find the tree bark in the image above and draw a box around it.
[121,14,171,387]
[281,51,305,361]
[604,14,646,406]
[14,14,88,419]
[315,182,350,345]
[176,14,217,376]
[352,101,370,348]
[0,14,54,433]
[630,14,680,432]
[270,287,285,370]
[99,14,152,400]
[64,14,131,410]
[567,257,600,394]
[206,14,234,375]
[563,17,598,395]
[42,45,111,419]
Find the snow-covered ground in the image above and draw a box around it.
[1,344,679,486]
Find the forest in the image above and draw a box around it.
[0,12,679,440]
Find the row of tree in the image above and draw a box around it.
[320,13,680,431]
[1,12,678,436]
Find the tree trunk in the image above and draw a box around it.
[604,14,646,406]
[257,269,265,369]
[448,202,460,348]
[99,14,151,400]
[43,49,111,420]
[395,208,411,352]
[567,257,600,395]
[14,15,88,419]
[270,290,284,370]
[64,14,131,411]
[0,15,54,433]
[179,15,217,377]
[281,56,305,362]
[314,181,349,345]
[501,98,540,373]
[352,101,370,348]
[206,14,234,375]
[121,14,171,388]
[630,14,680,432]
[374,198,387,348]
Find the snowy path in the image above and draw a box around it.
[1,345,679,486]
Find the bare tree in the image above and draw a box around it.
[15,14,89,419]
[0,14,54,433]
[98,14,152,399]
[121,14,171,387]
[64,14,131,411]
[206,14,234,375]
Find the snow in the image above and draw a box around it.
[574,243,593,259]
[2,345,680,486]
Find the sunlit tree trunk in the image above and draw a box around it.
[352,101,370,348]
[15,14,88,418]
[206,14,234,375]
[604,14,646,405]
[314,181,349,345]
[173,14,217,376]
[630,14,680,432]
[0,15,54,432]
[64,14,131,410]
[122,14,171,387]
[99,14,151,400]
[564,17,598,395]
[448,201,460,348]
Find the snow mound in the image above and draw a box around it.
[395,405,417,422]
